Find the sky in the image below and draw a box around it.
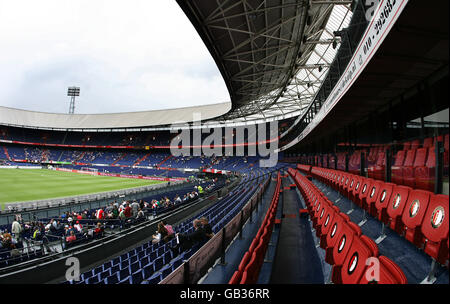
[0,0,230,114]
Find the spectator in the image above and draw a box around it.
[94,222,104,236]
[131,200,140,217]
[66,230,76,243]
[170,219,209,256]
[11,219,23,241]
[136,208,145,220]
[74,221,83,233]
[112,205,119,219]
[199,217,214,239]
[96,208,105,220]
[124,203,132,218]
[152,222,168,244]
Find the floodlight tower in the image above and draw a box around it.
[67,86,80,114]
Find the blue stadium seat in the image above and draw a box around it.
[105,274,119,284]
[131,270,143,284]
[129,261,140,274]
[153,257,164,272]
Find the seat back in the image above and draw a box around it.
[401,189,432,230]
[359,255,407,284]
[423,137,433,148]
[339,236,373,284]
[425,146,436,168]
[356,178,374,206]
[386,185,412,233]
[325,212,347,249]
[351,176,363,201]
[421,194,449,263]
[393,150,406,166]
[332,222,357,267]
[241,253,259,284]
[374,182,395,221]
[403,149,416,167]
[401,189,432,246]
[410,140,420,150]
[413,148,428,167]
[365,181,383,208]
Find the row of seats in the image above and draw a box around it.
[228,172,281,284]
[306,166,449,267]
[288,167,407,284]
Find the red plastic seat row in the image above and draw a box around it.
[288,169,407,284]
[229,172,282,284]
[307,166,449,266]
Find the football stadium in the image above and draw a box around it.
[0,0,448,294]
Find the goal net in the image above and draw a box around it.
[81,167,99,173]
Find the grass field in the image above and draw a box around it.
[0,168,165,208]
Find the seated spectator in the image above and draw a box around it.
[66,230,76,243]
[74,221,83,233]
[152,222,168,244]
[124,203,132,218]
[136,208,145,219]
[94,222,104,236]
[170,218,212,256]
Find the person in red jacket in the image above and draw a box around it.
[124,203,132,218]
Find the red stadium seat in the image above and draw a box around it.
[374,182,396,225]
[315,203,335,238]
[361,180,383,217]
[349,176,363,203]
[240,253,259,284]
[326,221,358,270]
[372,151,386,181]
[228,271,242,284]
[421,194,449,265]
[398,149,417,186]
[415,146,436,192]
[391,150,406,185]
[401,189,432,248]
[359,256,407,284]
[345,175,358,200]
[402,141,411,150]
[334,236,375,284]
[322,212,348,251]
[410,140,420,150]
[403,147,427,188]
[423,137,434,148]
[355,178,374,208]
[386,185,412,234]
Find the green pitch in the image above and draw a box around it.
[0,168,165,208]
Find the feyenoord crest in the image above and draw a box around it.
[370,187,376,198]
[380,190,387,203]
[347,252,359,275]
[362,184,367,193]
[324,215,330,227]
[431,206,445,228]
[409,199,420,218]
[392,194,401,209]
[350,179,354,187]
[356,182,360,190]
[320,208,325,219]
[338,235,347,253]
[331,223,338,238]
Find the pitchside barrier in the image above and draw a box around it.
[160,177,270,284]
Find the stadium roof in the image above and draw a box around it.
[0,0,353,130]
[178,0,353,123]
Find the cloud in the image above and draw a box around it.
[0,0,230,114]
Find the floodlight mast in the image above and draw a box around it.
[67,86,80,114]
